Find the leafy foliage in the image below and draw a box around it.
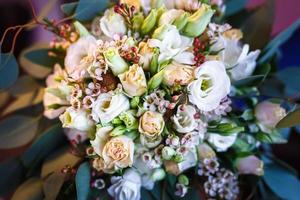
[0,53,19,89]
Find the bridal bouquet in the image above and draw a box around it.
[1,0,300,200]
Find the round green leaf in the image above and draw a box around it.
[7,75,41,97]
[76,162,91,200]
[0,115,39,149]
[0,53,19,89]
[263,163,300,200]
[74,0,110,22]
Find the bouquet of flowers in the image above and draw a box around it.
[1,0,300,200]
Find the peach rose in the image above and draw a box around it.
[163,62,194,86]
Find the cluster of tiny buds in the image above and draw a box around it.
[61,165,76,175]
[193,37,206,67]
[120,46,140,64]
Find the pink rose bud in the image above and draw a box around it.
[236,155,264,176]
[255,101,286,133]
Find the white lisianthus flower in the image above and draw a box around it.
[210,36,260,81]
[158,9,185,26]
[208,133,237,152]
[91,91,130,124]
[188,61,231,112]
[59,107,93,131]
[149,25,194,64]
[108,169,141,200]
[118,64,147,97]
[100,8,127,39]
[65,36,97,80]
[172,105,198,133]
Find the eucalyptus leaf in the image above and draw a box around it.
[21,124,66,170]
[11,177,43,200]
[43,172,66,200]
[41,146,82,178]
[276,107,300,128]
[275,67,300,91]
[0,53,19,90]
[225,0,247,17]
[61,2,78,16]
[0,158,24,195]
[259,19,300,64]
[0,115,40,149]
[76,162,91,200]
[263,162,300,200]
[7,75,41,97]
[0,91,10,108]
[74,0,110,22]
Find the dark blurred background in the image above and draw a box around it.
[0,0,299,172]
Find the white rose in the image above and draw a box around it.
[208,133,237,152]
[118,64,147,97]
[149,25,194,64]
[59,107,93,131]
[188,61,231,112]
[172,105,198,133]
[92,91,130,124]
[100,8,127,39]
[108,169,141,200]
[158,9,185,26]
[210,36,260,81]
[65,36,97,80]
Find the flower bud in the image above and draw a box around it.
[148,70,164,91]
[182,4,214,37]
[255,101,286,133]
[196,143,216,161]
[110,126,126,136]
[73,21,90,37]
[178,175,189,186]
[173,12,189,30]
[162,146,176,160]
[132,12,145,31]
[141,9,158,35]
[119,110,138,129]
[173,153,184,163]
[130,96,140,108]
[111,117,123,125]
[235,155,264,176]
[150,168,166,181]
[103,47,128,75]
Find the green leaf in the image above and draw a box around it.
[76,162,91,200]
[263,162,300,200]
[276,107,300,128]
[259,19,300,64]
[19,44,53,79]
[225,0,248,17]
[0,158,24,195]
[7,75,41,97]
[61,2,78,16]
[74,0,110,22]
[41,146,82,178]
[234,75,265,87]
[0,53,19,90]
[11,177,43,200]
[0,115,40,149]
[21,124,66,170]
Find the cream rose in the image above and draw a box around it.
[91,126,134,173]
[64,36,97,80]
[100,8,127,39]
[255,101,286,133]
[91,91,130,124]
[163,61,194,86]
[188,61,231,112]
[59,107,93,131]
[139,111,165,148]
[172,105,198,133]
[118,64,147,97]
[158,9,185,26]
[149,24,194,64]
